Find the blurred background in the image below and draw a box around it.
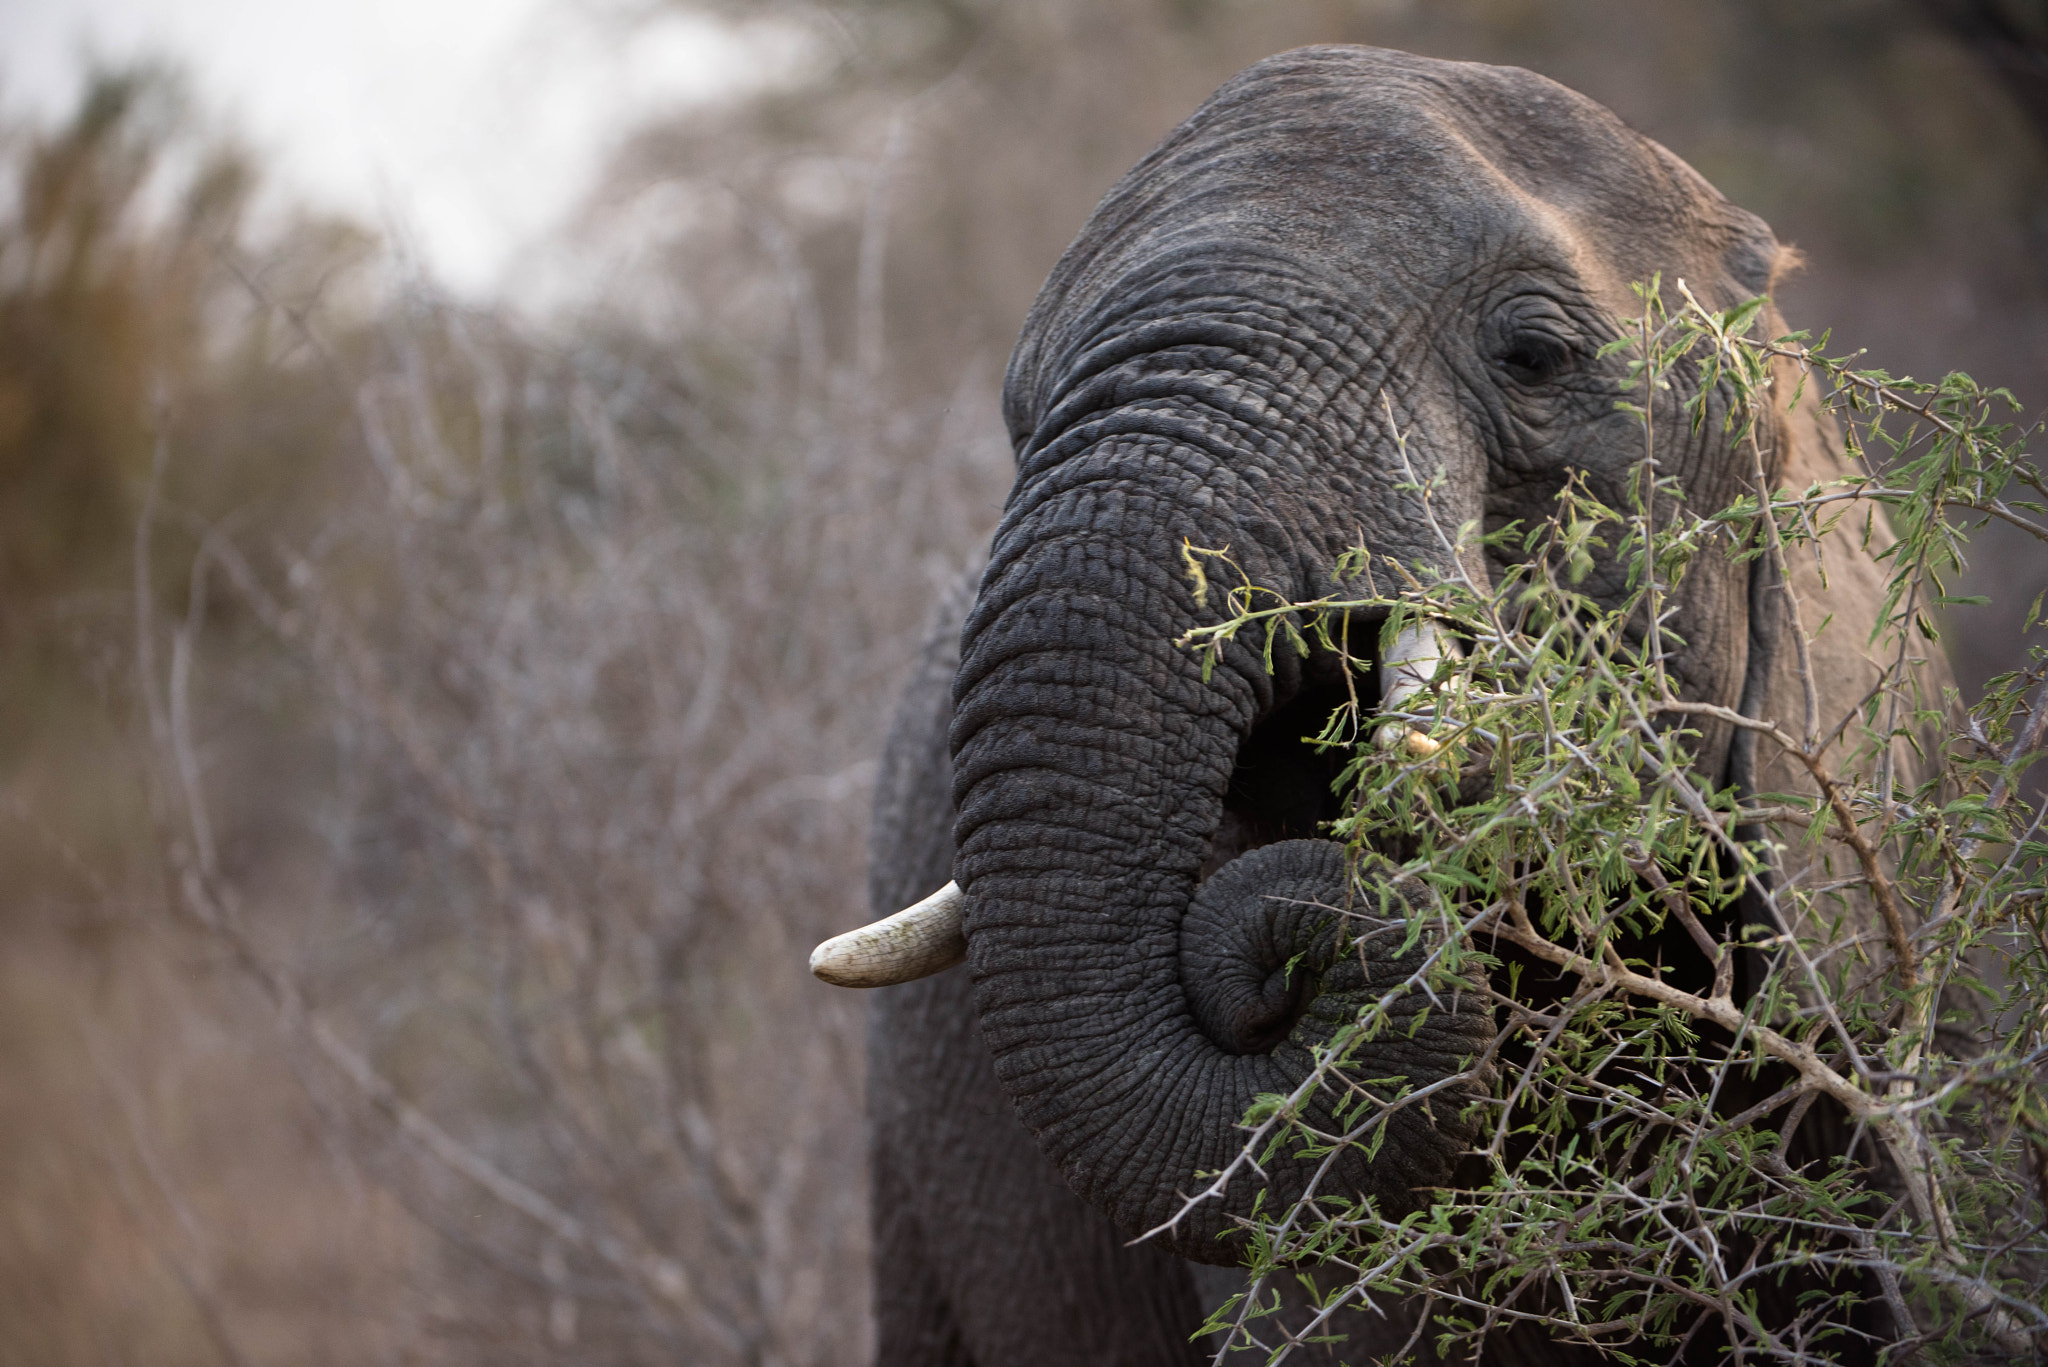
[1,1,2044,1363]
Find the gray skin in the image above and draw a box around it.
[865,46,1867,1366]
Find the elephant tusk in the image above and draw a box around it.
[810,880,967,987]
[1377,618,1454,758]
[1394,728,1443,759]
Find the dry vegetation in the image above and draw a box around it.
[3,2,2047,1363]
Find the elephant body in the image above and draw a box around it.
[861,46,1920,1366]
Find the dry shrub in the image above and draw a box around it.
[135,257,1008,1361]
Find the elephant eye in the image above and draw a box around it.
[1495,330,1574,386]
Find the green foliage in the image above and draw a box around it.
[1175,282,2048,1362]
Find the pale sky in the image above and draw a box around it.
[0,0,798,297]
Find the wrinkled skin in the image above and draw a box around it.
[864,47,1904,1366]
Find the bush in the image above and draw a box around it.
[1175,282,2048,1363]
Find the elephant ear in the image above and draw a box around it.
[1651,140,1788,305]
[1716,199,1786,301]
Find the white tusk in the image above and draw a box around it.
[1393,728,1443,759]
[810,880,967,988]
[1377,618,1453,757]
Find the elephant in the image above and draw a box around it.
[834,46,1927,1366]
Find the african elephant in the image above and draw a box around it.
[835,46,1921,1366]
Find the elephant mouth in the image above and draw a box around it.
[1197,661,1354,883]
[1205,611,1461,880]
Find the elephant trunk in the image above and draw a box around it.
[944,437,1492,1261]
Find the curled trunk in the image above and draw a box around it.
[948,437,1491,1260]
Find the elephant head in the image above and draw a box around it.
[827,47,1791,1263]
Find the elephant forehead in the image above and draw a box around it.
[1108,46,1743,283]
[1007,46,1774,433]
